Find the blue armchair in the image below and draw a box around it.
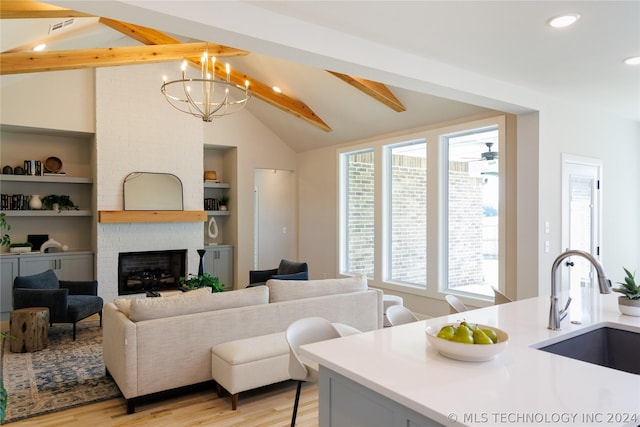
[248,259,308,287]
[13,269,103,340]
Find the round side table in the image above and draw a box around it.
[9,307,50,353]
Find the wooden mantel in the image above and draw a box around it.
[98,210,207,223]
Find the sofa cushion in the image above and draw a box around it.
[211,332,288,365]
[127,286,269,322]
[113,287,212,317]
[267,274,367,303]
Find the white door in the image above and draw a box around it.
[254,169,297,269]
[562,155,601,321]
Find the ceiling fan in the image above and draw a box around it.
[478,142,498,161]
[466,142,499,177]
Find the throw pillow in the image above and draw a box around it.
[113,287,213,317]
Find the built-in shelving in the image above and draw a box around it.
[204,182,230,189]
[0,124,95,252]
[2,210,92,217]
[0,175,92,184]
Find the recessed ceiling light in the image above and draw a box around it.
[33,43,46,52]
[548,13,581,28]
[624,56,640,65]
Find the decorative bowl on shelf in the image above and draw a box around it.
[204,170,218,181]
[425,323,509,362]
[44,156,62,173]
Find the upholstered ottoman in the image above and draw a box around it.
[211,332,290,410]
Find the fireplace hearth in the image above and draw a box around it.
[118,249,187,295]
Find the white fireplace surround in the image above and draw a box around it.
[95,64,205,303]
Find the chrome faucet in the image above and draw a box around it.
[549,249,612,330]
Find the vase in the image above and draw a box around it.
[197,249,206,276]
[29,194,42,210]
[618,296,640,317]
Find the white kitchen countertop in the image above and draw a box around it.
[300,291,640,427]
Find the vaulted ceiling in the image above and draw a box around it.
[2,1,638,153]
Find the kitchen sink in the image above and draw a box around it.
[533,322,640,375]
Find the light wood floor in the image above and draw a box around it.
[9,380,319,427]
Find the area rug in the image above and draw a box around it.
[1,320,121,423]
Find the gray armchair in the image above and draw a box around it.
[248,259,308,287]
[13,269,103,340]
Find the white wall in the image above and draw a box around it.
[202,108,297,285]
[0,70,95,133]
[536,102,640,296]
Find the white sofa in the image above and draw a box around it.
[103,275,383,413]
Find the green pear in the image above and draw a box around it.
[437,325,456,340]
[451,324,474,344]
[472,329,494,345]
[460,321,477,332]
[481,328,498,343]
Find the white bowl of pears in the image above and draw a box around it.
[425,321,509,362]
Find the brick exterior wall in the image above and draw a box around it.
[345,155,485,289]
[390,154,426,285]
[345,151,375,276]
[448,161,484,288]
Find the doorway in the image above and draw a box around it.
[253,169,297,269]
[562,154,602,321]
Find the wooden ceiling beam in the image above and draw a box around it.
[103,17,330,131]
[99,17,248,57]
[0,1,93,19]
[328,71,406,112]
[209,62,331,132]
[0,42,218,74]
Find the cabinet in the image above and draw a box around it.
[319,367,442,427]
[0,255,18,321]
[0,251,94,321]
[18,251,94,280]
[203,245,233,291]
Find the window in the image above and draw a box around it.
[444,126,499,297]
[338,115,505,301]
[385,140,427,286]
[339,149,375,277]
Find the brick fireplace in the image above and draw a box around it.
[118,249,187,295]
[93,65,206,303]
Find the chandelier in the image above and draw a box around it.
[161,50,251,122]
